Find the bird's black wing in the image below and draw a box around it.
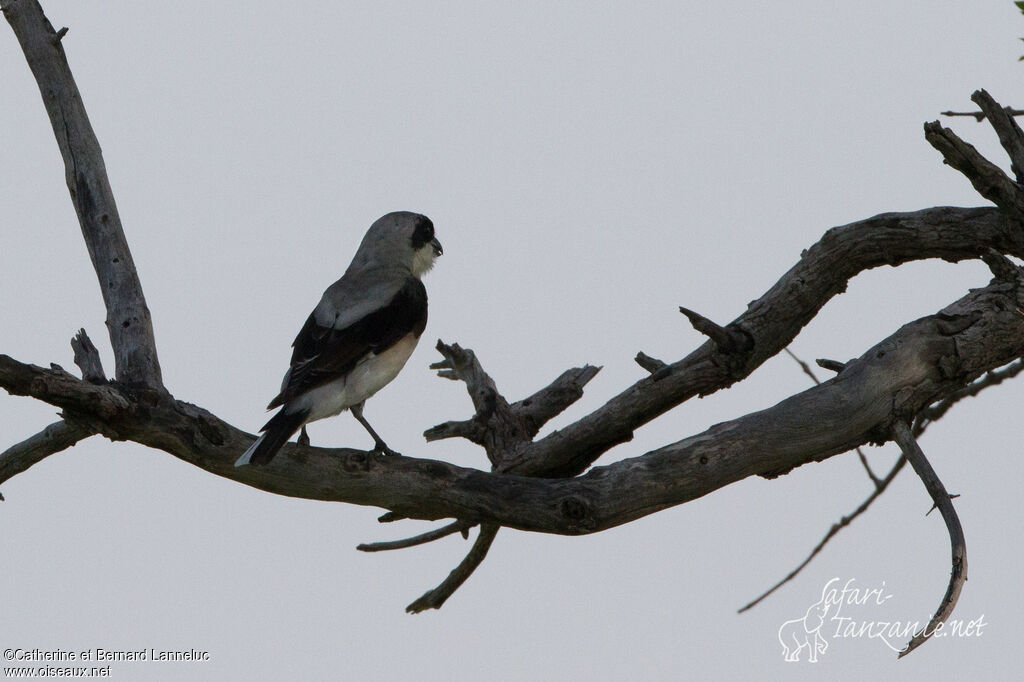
[267,277,427,409]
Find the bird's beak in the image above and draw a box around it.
[431,237,443,257]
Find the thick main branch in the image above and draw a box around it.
[504,205,1024,478]
[3,271,1021,534]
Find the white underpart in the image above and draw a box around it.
[287,333,420,422]
[411,246,437,277]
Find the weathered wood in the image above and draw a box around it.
[4,0,1024,637]
[925,121,1024,220]
[2,0,163,388]
[70,328,105,383]
[971,89,1024,183]
[0,420,96,494]
[501,205,1024,479]
[893,422,967,659]
[3,272,1022,534]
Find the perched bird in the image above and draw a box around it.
[235,211,442,466]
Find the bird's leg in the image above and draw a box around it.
[297,425,310,447]
[350,402,400,456]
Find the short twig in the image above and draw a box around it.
[926,494,961,517]
[635,352,668,374]
[891,421,967,659]
[406,524,500,613]
[980,248,1019,282]
[357,520,475,552]
[815,358,846,373]
[678,306,751,354]
[70,328,105,383]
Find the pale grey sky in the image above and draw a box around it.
[2,1,1022,679]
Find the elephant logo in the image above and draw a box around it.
[778,586,835,663]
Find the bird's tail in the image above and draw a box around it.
[235,408,310,467]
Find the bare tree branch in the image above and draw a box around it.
[815,358,847,373]
[0,420,95,496]
[739,351,1018,613]
[2,4,1023,652]
[357,520,475,553]
[941,108,1024,122]
[678,306,752,354]
[509,365,602,433]
[783,347,821,385]
[784,347,880,485]
[970,90,1024,183]
[916,359,1024,429]
[2,0,162,388]
[892,421,968,659]
[634,352,668,375]
[70,328,105,383]
[500,205,1024,480]
[3,269,1021,535]
[405,524,500,613]
[924,121,1024,220]
[415,344,598,607]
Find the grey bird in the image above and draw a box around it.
[235,211,442,466]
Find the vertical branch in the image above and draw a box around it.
[3,0,163,388]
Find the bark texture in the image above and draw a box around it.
[3,0,1024,651]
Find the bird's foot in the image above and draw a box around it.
[297,426,310,447]
[372,440,401,457]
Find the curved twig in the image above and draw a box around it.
[405,524,500,613]
[892,421,968,659]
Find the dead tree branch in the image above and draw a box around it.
[396,342,598,606]
[741,350,1021,613]
[892,421,968,659]
[357,520,474,552]
[2,0,162,388]
[0,420,96,497]
[970,90,1024,183]
[3,270,1022,534]
[941,108,1024,122]
[70,328,105,383]
[3,0,1024,647]
[405,524,500,613]
[784,347,880,484]
[924,120,1024,220]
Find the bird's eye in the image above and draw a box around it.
[410,217,435,249]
